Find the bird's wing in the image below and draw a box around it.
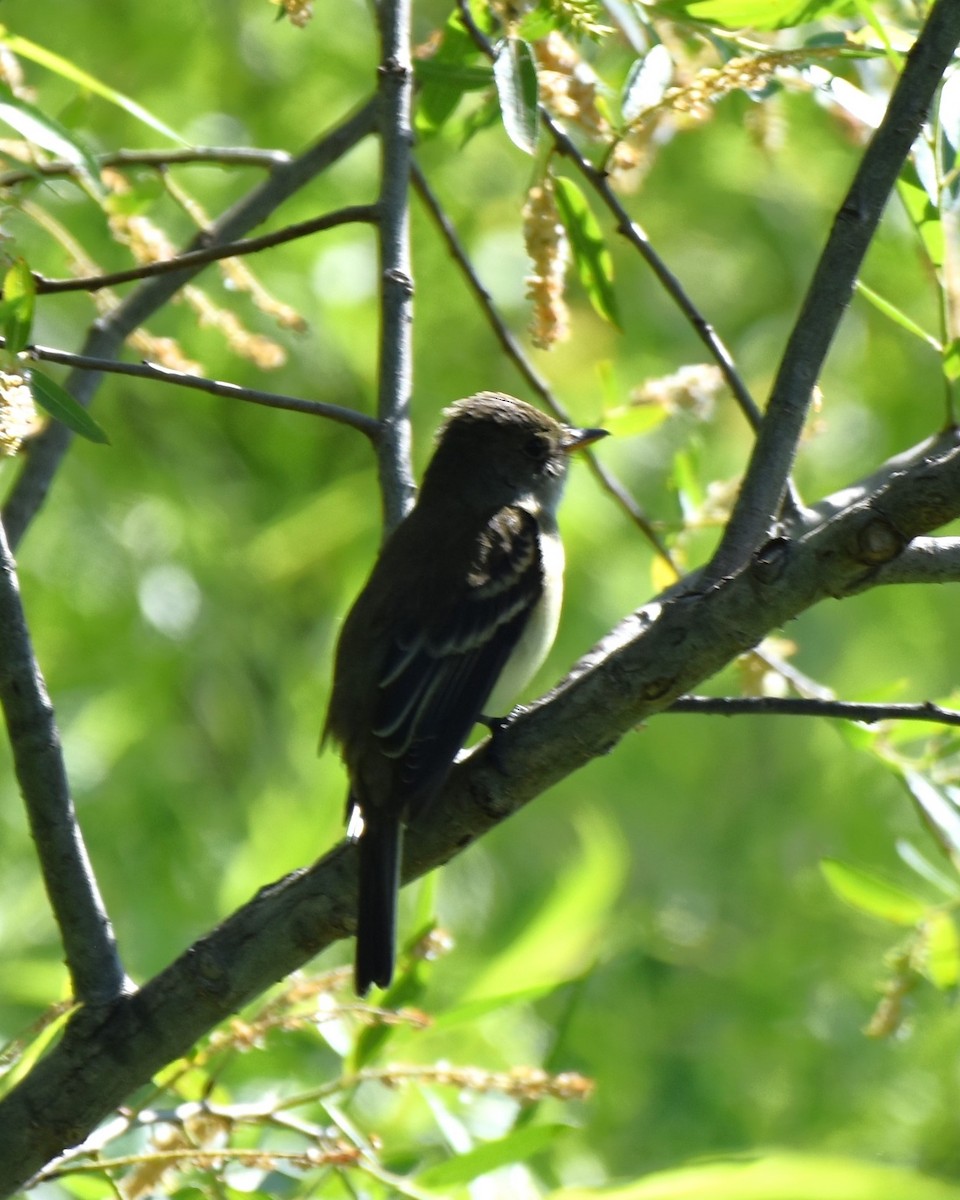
[372,504,543,807]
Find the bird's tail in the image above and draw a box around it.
[354,812,402,995]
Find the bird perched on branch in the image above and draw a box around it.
[323,392,608,994]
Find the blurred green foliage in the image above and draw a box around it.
[2,0,960,1195]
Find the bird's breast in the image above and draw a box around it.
[484,527,565,715]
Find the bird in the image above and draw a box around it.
[322,392,608,994]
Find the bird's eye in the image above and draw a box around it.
[523,433,550,463]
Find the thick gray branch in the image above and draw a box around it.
[2,426,960,1195]
[0,520,126,1006]
[707,0,960,580]
[1,97,378,550]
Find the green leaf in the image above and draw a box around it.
[463,808,628,1000]
[0,83,100,186]
[897,165,944,269]
[621,44,674,126]
[654,0,855,30]
[29,370,110,445]
[854,281,940,350]
[553,175,621,328]
[820,858,928,926]
[921,909,960,990]
[418,1123,568,1188]
[493,38,539,155]
[903,769,960,862]
[943,338,960,383]
[414,11,490,138]
[554,1152,960,1199]
[2,259,35,354]
[0,28,187,145]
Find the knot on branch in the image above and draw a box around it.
[751,536,791,585]
[854,514,907,565]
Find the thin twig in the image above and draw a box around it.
[1,96,379,550]
[667,695,960,728]
[454,0,762,437]
[411,160,676,565]
[0,518,128,1004]
[33,206,378,295]
[5,340,380,439]
[706,0,960,582]
[0,146,293,189]
[374,0,417,530]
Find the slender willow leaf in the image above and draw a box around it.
[854,280,940,349]
[0,84,100,186]
[821,858,928,926]
[553,175,621,328]
[418,1124,569,1188]
[29,370,110,445]
[655,0,854,29]
[493,38,539,155]
[0,28,186,145]
[2,260,35,354]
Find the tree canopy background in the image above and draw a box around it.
[2,0,960,1196]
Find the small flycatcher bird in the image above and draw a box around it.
[323,392,607,994]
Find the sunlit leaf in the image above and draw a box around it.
[898,165,944,269]
[419,1123,569,1188]
[820,858,928,925]
[2,259,35,354]
[0,83,100,185]
[654,0,855,30]
[553,175,621,327]
[921,909,960,990]
[943,338,960,383]
[903,769,960,862]
[621,43,673,125]
[938,65,960,159]
[493,37,539,155]
[554,1151,960,1198]
[462,809,628,1000]
[29,370,110,445]
[854,280,940,350]
[0,28,187,144]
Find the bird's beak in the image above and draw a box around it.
[561,425,610,453]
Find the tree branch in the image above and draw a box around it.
[3,425,960,1193]
[706,0,960,581]
[411,159,675,564]
[32,206,379,294]
[1,96,379,551]
[0,145,293,189]
[2,339,380,438]
[667,695,960,727]
[374,0,416,531]
[454,0,762,436]
[0,519,127,1007]
[857,536,960,587]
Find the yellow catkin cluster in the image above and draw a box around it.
[108,196,287,370]
[535,31,607,137]
[186,285,288,369]
[269,0,313,27]
[657,51,805,126]
[523,177,570,350]
[377,1063,595,1101]
[631,363,724,421]
[0,371,39,456]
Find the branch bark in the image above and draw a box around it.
[2,425,960,1194]
[0,519,126,1007]
[706,0,960,581]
